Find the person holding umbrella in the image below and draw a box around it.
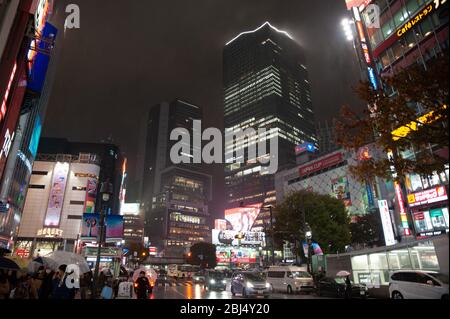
[50,264,76,299]
[134,271,151,299]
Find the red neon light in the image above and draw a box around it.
[1,63,18,121]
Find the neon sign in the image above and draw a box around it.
[394,181,411,236]
[27,0,50,69]
[1,63,17,122]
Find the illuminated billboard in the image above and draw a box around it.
[224,203,262,232]
[211,229,265,246]
[44,162,70,227]
[28,114,42,158]
[81,213,124,242]
[27,22,58,94]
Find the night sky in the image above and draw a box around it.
[44,0,364,217]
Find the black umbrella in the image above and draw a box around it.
[0,248,11,257]
[0,257,20,270]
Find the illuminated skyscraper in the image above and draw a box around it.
[223,22,317,230]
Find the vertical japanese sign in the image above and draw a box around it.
[394,181,411,236]
[83,179,97,213]
[44,162,70,227]
[378,200,396,246]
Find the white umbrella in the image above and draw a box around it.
[44,251,91,274]
[336,270,351,277]
[28,256,59,273]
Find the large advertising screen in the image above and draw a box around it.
[44,162,70,227]
[331,176,352,207]
[216,246,259,264]
[81,213,124,242]
[211,229,265,246]
[83,179,97,213]
[224,204,262,232]
[27,22,57,94]
[414,207,449,238]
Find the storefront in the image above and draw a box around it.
[325,235,448,297]
[82,246,123,277]
[407,185,449,239]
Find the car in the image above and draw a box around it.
[317,277,368,298]
[204,271,227,291]
[193,270,207,283]
[389,270,449,299]
[231,271,271,298]
[265,266,315,294]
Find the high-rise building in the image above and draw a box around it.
[316,120,340,156]
[0,0,59,249]
[140,99,212,257]
[345,0,449,240]
[223,22,317,230]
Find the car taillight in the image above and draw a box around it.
[134,283,138,288]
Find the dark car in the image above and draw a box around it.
[317,277,369,298]
[204,271,227,291]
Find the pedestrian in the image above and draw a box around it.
[38,269,54,299]
[12,274,32,299]
[30,266,45,299]
[0,271,10,299]
[50,264,76,299]
[134,271,151,299]
[100,278,114,299]
[116,276,134,299]
[79,272,92,299]
[345,275,352,299]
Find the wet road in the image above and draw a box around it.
[149,278,329,299]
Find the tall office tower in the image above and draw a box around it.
[316,120,340,156]
[223,22,317,230]
[141,99,212,257]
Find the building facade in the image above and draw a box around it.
[140,99,212,256]
[223,22,317,231]
[345,0,449,240]
[0,0,59,249]
[14,154,101,257]
[276,149,392,220]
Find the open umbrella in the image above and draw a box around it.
[28,256,59,273]
[44,251,90,274]
[0,257,20,270]
[5,256,30,270]
[336,270,351,277]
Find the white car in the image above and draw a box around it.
[389,270,449,299]
[265,265,315,294]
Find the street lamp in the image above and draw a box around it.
[91,180,113,299]
[341,18,354,41]
[305,223,313,274]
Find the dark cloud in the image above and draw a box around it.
[44,0,364,217]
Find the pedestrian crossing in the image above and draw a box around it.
[155,281,195,287]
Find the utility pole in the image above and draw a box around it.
[91,181,113,299]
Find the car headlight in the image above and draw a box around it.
[265,282,271,288]
[222,280,227,284]
[210,279,216,284]
[246,282,254,288]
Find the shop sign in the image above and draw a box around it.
[15,249,30,258]
[299,152,344,176]
[37,228,63,237]
[407,186,447,207]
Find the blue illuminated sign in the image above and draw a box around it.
[368,67,378,90]
[27,22,58,94]
[29,115,42,158]
[295,142,316,155]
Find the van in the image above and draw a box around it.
[265,266,315,294]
